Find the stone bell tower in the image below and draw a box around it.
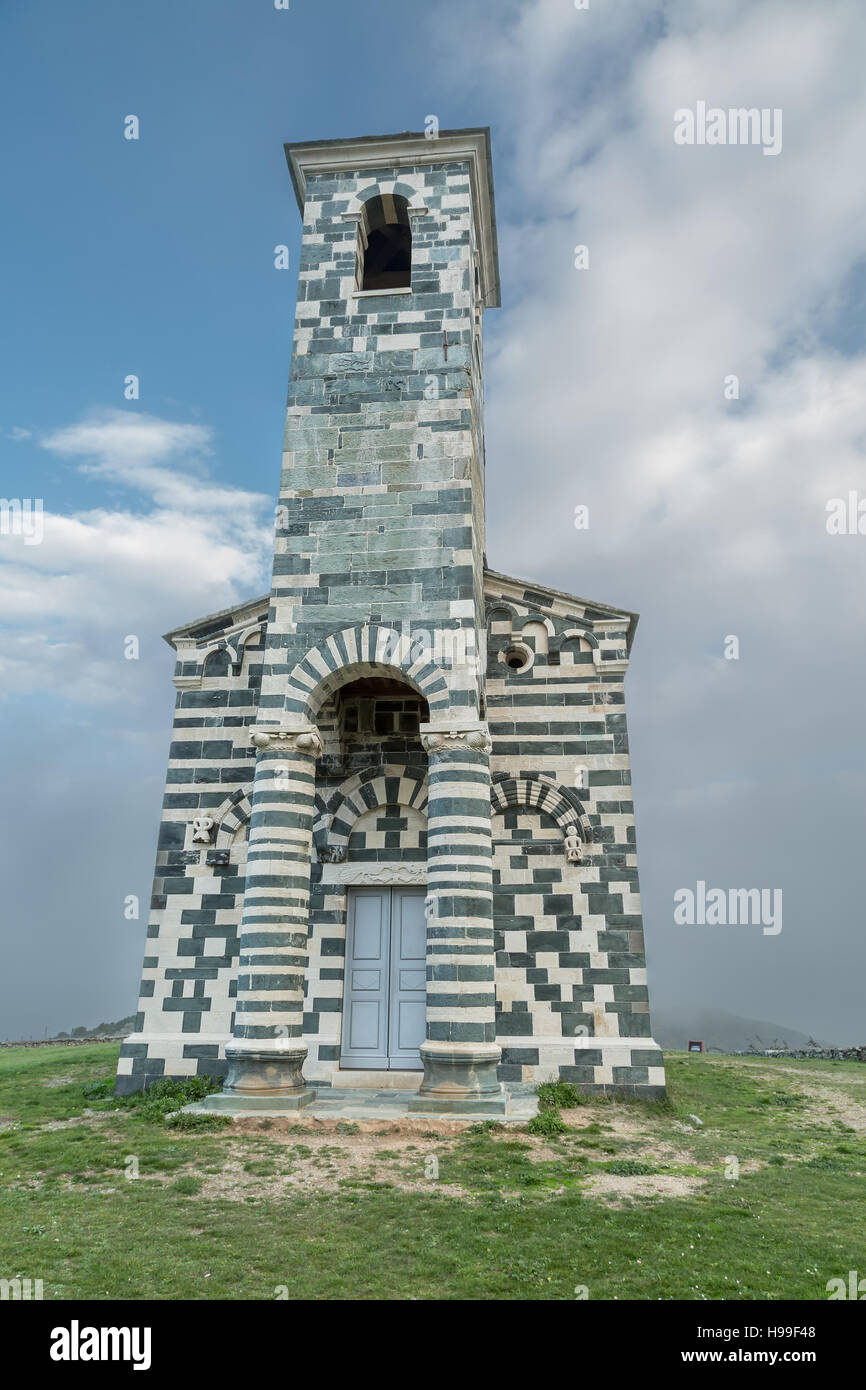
[118,127,665,1111]
[214,128,506,1111]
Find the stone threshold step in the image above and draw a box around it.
[326,1070,423,1090]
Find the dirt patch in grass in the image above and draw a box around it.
[227,1114,499,1138]
[190,1134,466,1201]
[709,1060,866,1129]
[560,1108,696,1165]
[182,1122,708,1205]
[788,1084,866,1131]
[42,1109,131,1132]
[730,1060,866,1086]
[582,1171,706,1204]
[740,1073,866,1130]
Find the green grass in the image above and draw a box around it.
[0,1045,863,1299]
[526,1108,568,1137]
[536,1079,584,1111]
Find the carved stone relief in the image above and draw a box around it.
[319,863,426,886]
[191,816,214,845]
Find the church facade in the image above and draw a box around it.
[116,129,665,1111]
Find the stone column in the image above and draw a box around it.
[205,721,322,1111]
[410,720,505,1114]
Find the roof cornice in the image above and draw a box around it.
[162,593,270,649]
[484,567,640,651]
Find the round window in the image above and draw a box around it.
[503,642,532,673]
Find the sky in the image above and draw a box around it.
[1,0,864,1044]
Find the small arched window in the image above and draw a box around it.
[360,194,412,291]
[202,645,231,679]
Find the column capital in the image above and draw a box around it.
[420,720,492,756]
[249,722,322,757]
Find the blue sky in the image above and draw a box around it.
[2,0,865,1044]
[1,0,462,510]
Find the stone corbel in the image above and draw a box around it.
[420,720,492,756]
[249,723,323,758]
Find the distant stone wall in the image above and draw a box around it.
[0,1038,126,1049]
[738,1047,866,1062]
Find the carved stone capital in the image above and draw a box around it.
[249,725,323,758]
[420,721,492,757]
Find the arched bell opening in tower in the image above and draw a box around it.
[360,193,412,291]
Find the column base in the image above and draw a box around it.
[408,1040,506,1115]
[219,1041,311,1100]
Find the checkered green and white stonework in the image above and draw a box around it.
[116,130,665,1101]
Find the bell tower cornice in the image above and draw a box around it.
[284,127,501,309]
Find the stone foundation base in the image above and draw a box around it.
[185,1089,316,1115]
[408,1093,509,1116]
[116,1031,667,1099]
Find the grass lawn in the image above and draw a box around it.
[0,1044,863,1300]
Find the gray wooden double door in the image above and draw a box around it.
[340,887,427,1070]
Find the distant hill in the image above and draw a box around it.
[51,1016,136,1041]
[653,1006,830,1054]
[5,1008,838,1053]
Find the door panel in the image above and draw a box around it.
[340,889,389,1069]
[353,893,386,959]
[388,889,427,1068]
[349,1001,382,1051]
[341,886,427,1071]
[398,969,426,991]
[351,969,382,991]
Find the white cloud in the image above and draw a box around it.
[424,0,866,1038]
[41,410,211,465]
[0,409,273,701]
[427,0,866,620]
[40,409,264,514]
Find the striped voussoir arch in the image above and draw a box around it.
[313,764,428,860]
[285,624,451,719]
[204,787,254,850]
[348,181,426,217]
[491,773,593,844]
[555,627,600,665]
[485,600,556,636]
